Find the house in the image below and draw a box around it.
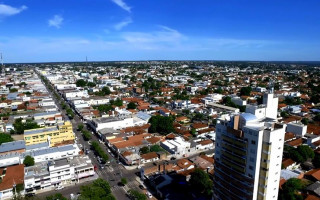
[282,158,298,170]
[0,164,24,199]
[160,136,191,156]
[306,182,320,198]
[176,116,190,123]
[197,139,214,150]
[192,123,209,131]
[305,169,320,182]
[286,122,307,137]
[140,152,159,164]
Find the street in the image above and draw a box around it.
[38,73,142,200]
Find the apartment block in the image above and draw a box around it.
[213,93,286,200]
[24,121,75,147]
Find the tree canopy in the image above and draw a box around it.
[23,155,35,167]
[189,168,213,196]
[148,115,174,135]
[240,86,252,96]
[279,178,303,200]
[79,178,114,200]
[13,118,40,134]
[127,102,137,109]
[287,145,314,163]
[46,193,67,200]
[127,189,147,200]
[76,79,87,87]
[0,133,13,145]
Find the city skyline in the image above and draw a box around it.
[1,0,320,62]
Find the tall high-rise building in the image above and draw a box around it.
[213,93,285,200]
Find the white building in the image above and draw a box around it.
[231,96,247,106]
[24,156,94,192]
[245,93,278,120]
[202,94,224,104]
[213,92,285,200]
[286,122,307,137]
[160,137,191,156]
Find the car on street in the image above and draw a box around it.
[25,193,35,197]
[55,185,65,190]
[139,184,146,190]
[88,141,92,145]
[146,191,152,199]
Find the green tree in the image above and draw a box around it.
[121,178,128,185]
[279,178,303,200]
[148,116,174,135]
[46,193,67,200]
[140,146,150,154]
[281,111,289,118]
[13,118,40,134]
[190,128,197,137]
[91,141,108,162]
[128,189,147,200]
[79,178,113,199]
[78,124,84,131]
[190,168,213,196]
[0,133,13,145]
[150,145,163,152]
[240,86,252,96]
[301,118,309,125]
[23,155,35,167]
[10,88,18,93]
[127,102,137,109]
[297,145,314,161]
[102,86,111,95]
[81,130,92,141]
[76,79,87,87]
[87,82,96,87]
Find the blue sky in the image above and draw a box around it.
[0,0,320,62]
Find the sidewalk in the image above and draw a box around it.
[34,174,99,195]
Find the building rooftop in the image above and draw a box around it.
[0,164,24,191]
[24,126,58,136]
[0,140,25,153]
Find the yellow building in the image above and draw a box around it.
[24,121,75,147]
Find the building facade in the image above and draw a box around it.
[213,93,285,200]
[24,121,74,147]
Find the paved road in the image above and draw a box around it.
[38,72,141,199]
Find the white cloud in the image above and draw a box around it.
[48,15,63,29]
[0,4,27,16]
[111,0,131,12]
[114,17,132,30]
[121,26,186,46]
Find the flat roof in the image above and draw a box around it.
[24,126,58,135]
[0,140,25,153]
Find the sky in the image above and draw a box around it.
[0,0,320,63]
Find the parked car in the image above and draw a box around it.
[25,193,35,197]
[55,185,65,190]
[139,184,146,190]
[146,191,152,199]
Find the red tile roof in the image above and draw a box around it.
[0,164,24,191]
[305,168,320,181]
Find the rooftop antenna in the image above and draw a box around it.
[86,56,88,68]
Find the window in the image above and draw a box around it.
[250,157,255,162]
[251,140,256,145]
[250,149,256,154]
[249,166,254,170]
